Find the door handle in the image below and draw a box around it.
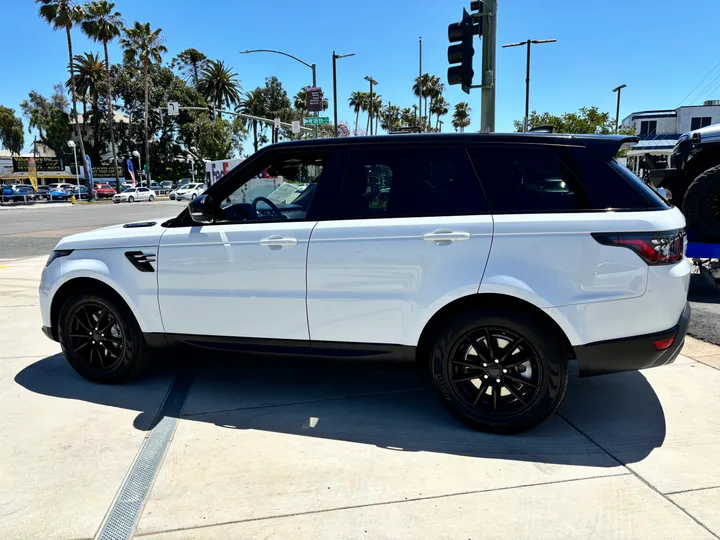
[423,229,471,243]
[260,235,298,248]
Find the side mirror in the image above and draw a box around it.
[188,194,215,225]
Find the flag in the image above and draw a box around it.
[127,158,136,186]
[85,155,94,191]
[27,157,38,191]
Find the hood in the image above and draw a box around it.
[55,217,174,250]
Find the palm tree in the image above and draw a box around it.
[412,73,432,129]
[293,88,328,115]
[380,104,401,133]
[237,89,265,153]
[400,107,414,127]
[430,95,449,131]
[171,48,208,86]
[197,60,242,114]
[372,95,383,135]
[120,21,167,182]
[348,91,364,135]
[66,51,104,142]
[426,76,445,131]
[82,0,123,190]
[36,0,88,180]
[452,102,471,132]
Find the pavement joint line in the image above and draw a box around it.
[556,412,720,539]
[133,472,632,537]
[180,387,425,418]
[94,366,196,540]
[665,484,720,496]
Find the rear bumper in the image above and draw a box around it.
[574,302,691,377]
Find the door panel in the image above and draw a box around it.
[307,215,493,346]
[158,221,316,339]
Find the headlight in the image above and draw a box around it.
[46,250,73,267]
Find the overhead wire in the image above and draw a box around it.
[678,59,720,106]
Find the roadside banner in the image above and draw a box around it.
[27,157,38,191]
[85,155,94,191]
[127,158,136,186]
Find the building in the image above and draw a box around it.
[622,100,720,158]
[0,147,78,186]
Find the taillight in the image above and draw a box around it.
[592,229,685,265]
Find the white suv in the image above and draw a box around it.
[39,134,691,433]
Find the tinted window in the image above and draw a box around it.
[139,187,149,192]
[332,147,486,220]
[691,117,712,130]
[640,120,657,136]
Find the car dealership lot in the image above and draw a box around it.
[2,256,720,539]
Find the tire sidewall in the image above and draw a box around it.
[128,196,134,203]
[430,308,567,433]
[682,165,720,241]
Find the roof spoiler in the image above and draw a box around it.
[571,135,640,160]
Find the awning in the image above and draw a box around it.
[626,138,678,156]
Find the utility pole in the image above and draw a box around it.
[419,36,423,131]
[502,37,556,132]
[332,51,355,137]
[613,84,627,134]
[480,0,498,133]
[365,76,378,136]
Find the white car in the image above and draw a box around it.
[174,183,205,201]
[39,133,691,433]
[112,186,156,203]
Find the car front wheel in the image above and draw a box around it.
[58,292,148,383]
[149,195,155,202]
[429,308,568,434]
[128,196,134,203]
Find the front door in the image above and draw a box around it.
[157,149,334,341]
[306,145,494,346]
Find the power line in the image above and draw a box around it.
[691,69,720,105]
[678,59,720,106]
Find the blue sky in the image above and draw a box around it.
[2,0,720,152]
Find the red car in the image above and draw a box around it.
[94,183,117,199]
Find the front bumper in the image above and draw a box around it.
[574,302,691,377]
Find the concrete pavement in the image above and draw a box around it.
[2,256,720,539]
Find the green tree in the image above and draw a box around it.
[0,106,24,155]
[120,21,167,181]
[66,51,103,145]
[400,107,414,127]
[348,90,364,135]
[371,95,383,135]
[236,88,265,153]
[380,104,401,133]
[171,48,208,87]
[412,73,433,129]
[81,0,123,189]
[514,106,637,135]
[20,85,73,158]
[197,60,242,113]
[36,0,88,177]
[293,88,328,115]
[430,95,449,131]
[452,102,471,132]
[259,76,292,144]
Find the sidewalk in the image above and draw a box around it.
[2,256,720,539]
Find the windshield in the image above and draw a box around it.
[266,183,310,205]
[122,187,135,193]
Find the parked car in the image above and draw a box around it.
[40,133,691,434]
[11,185,40,202]
[71,185,90,200]
[94,183,117,199]
[161,180,175,192]
[174,182,205,201]
[36,185,51,200]
[1,185,14,202]
[48,183,75,193]
[47,187,70,201]
[112,186,156,203]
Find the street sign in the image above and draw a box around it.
[306,87,324,112]
[167,101,180,116]
[291,120,301,134]
[303,117,330,126]
[274,117,281,129]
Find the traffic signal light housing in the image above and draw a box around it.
[208,105,216,121]
[448,4,483,94]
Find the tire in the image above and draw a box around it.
[128,196,134,203]
[682,165,720,241]
[149,195,155,202]
[428,307,568,434]
[58,292,148,383]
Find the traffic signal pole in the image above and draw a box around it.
[480,0,497,133]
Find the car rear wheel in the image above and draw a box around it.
[683,165,720,241]
[149,195,155,202]
[58,293,148,383]
[128,196,134,203]
[429,308,568,434]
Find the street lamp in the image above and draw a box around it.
[67,140,79,186]
[332,52,355,137]
[239,49,318,137]
[613,84,627,134]
[502,38,557,132]
[364,76,379,136]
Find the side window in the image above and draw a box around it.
[333,147,486,220]
[139,187,149,192]
[468,146,586,212]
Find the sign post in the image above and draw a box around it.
[167,102,180,116]
[291,120,301,134]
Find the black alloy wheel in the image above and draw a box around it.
[709,188,720,222]
[447,327,541,416]
[66,302,127,372]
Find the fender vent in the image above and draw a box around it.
[123,221,157,228]
[125,251,156,272]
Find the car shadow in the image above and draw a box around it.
[15,351,666,467]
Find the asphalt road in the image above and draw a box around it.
[2,200,719,345]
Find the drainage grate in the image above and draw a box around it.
[96,369,194,540]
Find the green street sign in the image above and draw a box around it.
[303,117,330,125]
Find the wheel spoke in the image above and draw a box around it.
[450,360,484,370]
[83,307,95,332]
[69,334,91,339]
[99,317,116,334]
[453,373,482,383]
[505,373,538,389]
[484,328,495,359]
[492,385,499,412]
[473,380,490,406]
[503,380,528,405]
[94,308,108,329]
[75,340,91,352]
[73,313,92,332]
[504,352,536,369]
[499,337,524,364]
[103,338,124,346]
[468,337,491,363]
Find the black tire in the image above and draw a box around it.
[682,165,720,242]
[429,308,568,434]
[149,195,155,202]
[128,196,134,203]
[58,292,148,383]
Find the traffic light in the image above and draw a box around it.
[447,4,483,94]
[208,105,216,121]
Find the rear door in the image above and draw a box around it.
[306,145,493,346]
